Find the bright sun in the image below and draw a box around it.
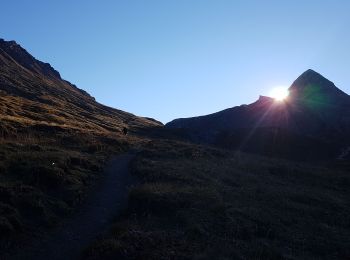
[269,87,289,101]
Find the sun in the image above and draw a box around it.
[269,87,289,101]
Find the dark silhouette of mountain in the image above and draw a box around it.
[0,38,161,138]
[166,69,350,160]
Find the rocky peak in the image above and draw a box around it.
[250,95,274,107]
[0,38,61,79]
[258,95,273,102]
[290,69,333,89]
[288,69,349,104]
[289,69,345,94]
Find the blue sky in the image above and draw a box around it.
[1,1,350,123]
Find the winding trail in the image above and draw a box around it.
[11,154,135,260]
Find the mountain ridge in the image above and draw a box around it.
[166,69,350,159]
[0,38,162,139]
[0,38,62,80]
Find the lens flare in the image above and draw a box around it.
[269,87,289,101]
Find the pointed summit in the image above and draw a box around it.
[288,69,348,102]
[290,69,335,90]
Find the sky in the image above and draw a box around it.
[1,1,350,123]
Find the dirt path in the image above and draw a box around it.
[10,154,135,260]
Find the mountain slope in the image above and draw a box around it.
[166,70,350,160]
[84,139,350,259]
[0,38,161,138]
[0,38,161,252]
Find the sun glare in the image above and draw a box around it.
[269,87,289,101]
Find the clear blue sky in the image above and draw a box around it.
[1,1,350,123]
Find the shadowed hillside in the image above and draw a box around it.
[84,140,350,259]
[0,38,162,252]
[2,38,350,260]
[166,70,350,160]
[79,70,350,259]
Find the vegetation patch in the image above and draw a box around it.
[85,140,350,259]
[0,129,133,252]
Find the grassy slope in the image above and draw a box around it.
[0,107,160,253]
[0,39,162,251]
[85,139,350,260]
[0,131,127,250]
